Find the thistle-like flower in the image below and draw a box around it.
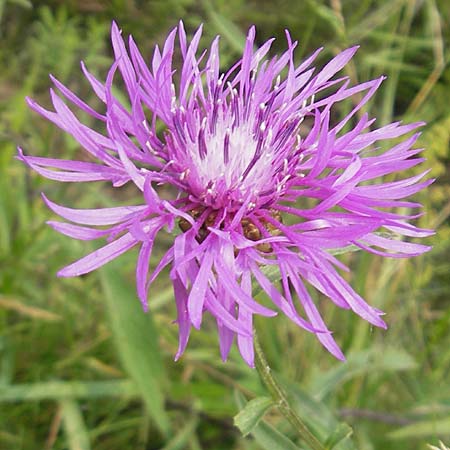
[19,22,433,366]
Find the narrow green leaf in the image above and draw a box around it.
[7,0,32,7]
[0,380,139,402]
[234,396,273,436]
[235,391,304,450]
[253,266,281,297]
[389,418,450,440]
[346,0,404,42]
[309,348,417,400]
[324,423,354,449]
[278,378,356,450]
[100,261,170,436]
[60,399,91,450]
[161,417,199,450]
[305,0,342,35]
[252,421,306,450]
[204,2,247,54]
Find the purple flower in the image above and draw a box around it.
[19,22,433,367]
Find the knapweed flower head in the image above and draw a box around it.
[19,22,433,367]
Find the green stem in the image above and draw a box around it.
[254,329,325,450]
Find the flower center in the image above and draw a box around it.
[200,123,272,189]
[180,113,278,209]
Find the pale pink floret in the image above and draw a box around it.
[19,21,433,367]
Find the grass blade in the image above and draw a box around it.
[60,399,91,450]
[234,396,273,436]
[235,391,304,450]
[100,260,170,436]
[389,418,450,440]
[160,417,199,450]
[0,380,139,402]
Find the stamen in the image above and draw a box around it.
[198,119,207,159]
[173,113,186,144]
[223,129,230,164]
[180,168,190,181]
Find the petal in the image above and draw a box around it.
[251,263,319,333]
[47,221,111,240]
[187,249,214,328]
[111,22,137,97]
[18,149,125,183]
[214,257,277,317]
[284,262,346,360]
[43,194,147,225]
[314,46,359,86]
[50,74,105,121]
[58,232,137,277]
[136,240,154,311]
[173,276,191,360]
[358,233,432,256]
[216,286,235,362]
[236,270,255,367]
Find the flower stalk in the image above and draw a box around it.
[254,329,325,450]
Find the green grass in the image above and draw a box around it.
[1,0,449,449]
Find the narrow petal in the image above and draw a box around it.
[214,257,277,317]
[173,276,191,361]
[314,46,359,86]
[187,250,214,328]
[47,221,111,241]
[43,195,147,225]
[136,240,154,311]
[237,270,255,367]
[285,262,346,360]
[58,233,137,277]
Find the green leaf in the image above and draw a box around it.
[204,2,247,54]
[305,0,343,35]
[0,380,139,402]
[309,347,417,400]
[234,396,273,436]
[60,399,91,450]
[161,417,199,450]
[324,423,355,449]
[235,391,304,450]
[7,0,32,7]
[100,261,170,436]
[252,421,306,450]
[388,418,450,440]
[278,378,356,450]
[252,265,281,297]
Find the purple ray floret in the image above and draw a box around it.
[19,21,433,367]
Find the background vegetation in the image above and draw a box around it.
[0,0,449,449]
